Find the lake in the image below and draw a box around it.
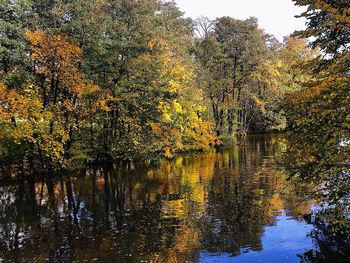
[0,134,326,262]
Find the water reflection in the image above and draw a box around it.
[0,135,317,262]
[297,213,350,263]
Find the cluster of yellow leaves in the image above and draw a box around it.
[27,30,111,102]
[26,30,82,87]
[314,0,350,26]
[152,99,216,158]
[0,83,49,129]
[150,38,193,93]
[0,83,30,122]
[287,73,348,105]
[150,121,181,158]
[141,39,217,158]
[124,38,217,158]
[28,30,112,117]
[0,31,114,168]
[0,83,68,164]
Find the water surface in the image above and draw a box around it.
[0,135,317,262]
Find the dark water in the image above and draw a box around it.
[0,135,322,262]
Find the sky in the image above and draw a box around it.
[174,0,307,42]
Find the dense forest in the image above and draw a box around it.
[1,0,350,261]
[0,0,317,172]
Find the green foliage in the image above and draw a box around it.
[0,0,32,88]
[294,0,350,58]
[286,0,350,232]
[194,17,308,136]
[0,0,316,172]
[0,0,219,171]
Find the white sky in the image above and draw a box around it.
[174,0,307,41]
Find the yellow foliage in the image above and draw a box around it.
[173,101,183,113]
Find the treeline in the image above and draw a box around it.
[0,0,313,171]
[194,16,315,141]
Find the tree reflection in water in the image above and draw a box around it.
[298,208,350,263]
[0,134,340,262]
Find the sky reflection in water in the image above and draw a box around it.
[0,134,317,262]
[200,214,314,262]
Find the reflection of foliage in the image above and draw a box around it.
[298,210,350,263]
[198,135,298,255]
[0,135,308,262]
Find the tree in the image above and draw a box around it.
[294,0,350,59]
[0,0,216,170]
[0,30,110,170]
[286,0,350,230]
[195,17,287,139]
[0,0,31,88]
[1,0,314,171]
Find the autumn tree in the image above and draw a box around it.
[286,0,350,229]
[1,0,314,171]
[195,17,289,140]
[0,30,109,171]
[1,0,217,170]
